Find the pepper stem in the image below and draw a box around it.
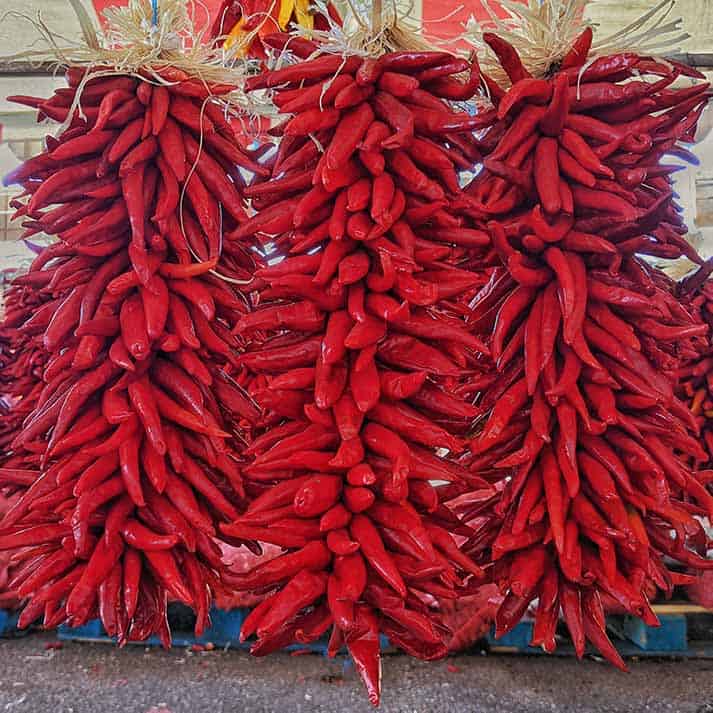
[371,0,382,36]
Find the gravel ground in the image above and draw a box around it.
[0,633,712,713]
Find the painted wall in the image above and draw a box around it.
[1,1,712,57]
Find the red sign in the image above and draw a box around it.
[422,0,524,49]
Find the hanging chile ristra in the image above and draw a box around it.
[0,0,266,644]
[455,8,713,668]
[677,259,713,465]
[217,41,497,704]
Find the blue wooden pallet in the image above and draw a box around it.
[58,607,390,655]
[0,610,20,637]
[58,607,328,652]
[486,609,713,659]
[44,605,713,659]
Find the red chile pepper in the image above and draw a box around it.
[490,105,548,165]
[483,33,531,83]
[560,128,614,177]
[534,138,562,214]
[279,75,352,114]
[293,475,343,518]
[498,78,552,120]
[560,27,593,70]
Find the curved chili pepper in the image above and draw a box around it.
[483,33,531,83]
[561,27,594,70]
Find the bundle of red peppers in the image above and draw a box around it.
[224,44,498,704]
[0,278,48,453]
[678,259,713,465]
[1,4,713,707]
[455,31,713,668]
[0,64,265,644]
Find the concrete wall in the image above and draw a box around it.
[584,0,713,53]
[0,0,95,59]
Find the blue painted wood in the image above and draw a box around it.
[485,614,707,658]
[204,607,247,646]
[58,619,107,642]
[486,621,541,652]
[59,608,253,648]
[0,610,20,636]
[57,607,388,655]
[622,614,688,652]
[52,610,713,659]
[57,608,327,654]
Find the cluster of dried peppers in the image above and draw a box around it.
[677,260,713,465]
[220,46,498,704]
[455,32,713,667]
[0,3,712,706]
[0,65,264,643]
[0,277,49,454]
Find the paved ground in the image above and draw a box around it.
[0,633,712,713]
